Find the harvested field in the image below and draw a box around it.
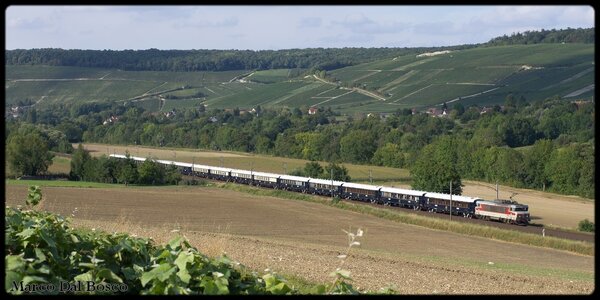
[81,143,246,158]
[5,184,594,294]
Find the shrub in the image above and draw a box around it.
[578,219,595,232]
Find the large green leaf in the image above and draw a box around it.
[141,263,175,287]
[5,271,23,294]
[97,268,123,283]
[74,271,94,283]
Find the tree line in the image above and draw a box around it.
[69,145,181,185]
[6,94,594,198]
[5,45,476,72]
[485,27,594,46]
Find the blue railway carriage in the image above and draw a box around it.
[308,178,344,196]
[379,187,426,208]
[423,192,480,217]
[208,166,231,181]
[278,175,310,192]
[341,182,382,202]
[191,164,211,177]
[230,169,253,185]
[252,172,279,188]
[173,161,193,175]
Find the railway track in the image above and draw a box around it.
[188,176,595,244]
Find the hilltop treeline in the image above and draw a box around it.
[5,48,404,72]
[486,27,594,46]
[5,45,478,72]
[7,94,594,199]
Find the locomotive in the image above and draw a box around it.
[109,154,530,225]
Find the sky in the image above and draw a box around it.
[5,5,595,50]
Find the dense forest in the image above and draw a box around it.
[6,94,595,199]
[4,45,478,72]
[485,27,594,46]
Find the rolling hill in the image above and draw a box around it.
[5,43,594,114]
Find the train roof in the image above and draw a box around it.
[109,154,150,163]
[156,159,177,165]
[424,192,481,203]
[230,169,253,175]
[379,186,427,196]
[307,178,345,186]
[341,182,382,191]
[208,166,232,172]
[129,156,149,162]
[279,174,310,182]
[174,161,193,168]
[477,200,528,207]
[251,171,280,178]
[191,163,212,169]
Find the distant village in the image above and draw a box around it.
[6,99,593,124]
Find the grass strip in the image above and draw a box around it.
[5,179,122,188]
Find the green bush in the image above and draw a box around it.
[578,219,595,232]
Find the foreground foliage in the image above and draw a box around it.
[5,187,362,295]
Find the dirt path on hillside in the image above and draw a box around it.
[5,185,593,294]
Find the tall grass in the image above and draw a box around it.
[218,183,594,256]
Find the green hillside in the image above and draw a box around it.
[5,44,594,113]
[328,43,594,109]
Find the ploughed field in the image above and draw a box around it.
[5,184,594,294]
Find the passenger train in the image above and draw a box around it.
[109,154,531,225]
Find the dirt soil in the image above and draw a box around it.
[5,185,593,294]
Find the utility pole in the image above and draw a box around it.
[331,168,334,200]
[496,180,499,200]
[450,181,453,220]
